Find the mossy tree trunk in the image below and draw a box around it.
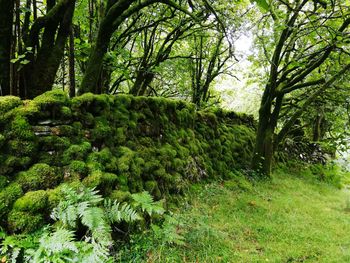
[0,0,14,96]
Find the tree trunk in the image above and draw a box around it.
[69,26,76,97]
[0,0,14,96]
[26,0,76,98]
[251,100,275,176]
[78,29,112,95]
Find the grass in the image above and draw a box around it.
[139,172,350,262]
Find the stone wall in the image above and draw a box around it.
[0,90,255,233]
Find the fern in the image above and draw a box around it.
[81,206,112,246]
[104,199,141,223]
[25,228,78,262]
[151,215,185,246]
[51,186,103,228]
[131,191,165,216]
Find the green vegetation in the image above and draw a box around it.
[125,170,350,262]
[0,91,255,235]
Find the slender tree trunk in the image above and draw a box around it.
[69,26,76,97]
[0,0,15,96]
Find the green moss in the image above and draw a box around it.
[0,133,5,148]
[0,96,22,115]
[0,183,23,218]
[33,90,69,109]
[0,176,8,188]
[68,160,88,176]
[91,116,113,141]
[109,190,132,202]
[13,190,48,212]
[7,210,44,233]
[16,163,61,191]
[38,136,71,152]
[144,181,161,199]
[8,140,37,156]
[8,115,35,140]
[82,171,118,193]
[62,142,91,165]
[60,106,72,118]
[47,181,84,209]
[71,93,111,115]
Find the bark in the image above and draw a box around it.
[0,0,15,96]
[24,0,76,98]
[251,100,275,176]
[69,26,76,97]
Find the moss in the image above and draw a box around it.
[60,106,72,118]
[8,115,35,140]
[68,160,88,176]
[13,190,48,212]
[0,176,8,188]
[33,90,69,109]
[71,93,111,115]
[38,136,71,152]
[109,190,132,202]
[116,174,129,191]
[0,133,5,148]
[7,211,44,233]
[144,181,161,199]
[82,171,118,193]
[85,148,119,175]
[16,163,62,191]
[0,96,22,115]
[91,116,113,141]
[0,183,23,219]
[62,142,91,165]
[8,140,37,156]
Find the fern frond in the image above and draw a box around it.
[131,191,165,216]
[104,199,141,223]
[81,207,112,246]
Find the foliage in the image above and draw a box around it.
[133,171,350,262]
[0,186,171,262]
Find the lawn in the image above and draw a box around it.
[143,172,350,262]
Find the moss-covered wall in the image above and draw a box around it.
[0,90,255,233]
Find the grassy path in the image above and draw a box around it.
[148,173,350,262]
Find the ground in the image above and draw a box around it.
[144,172,350,262]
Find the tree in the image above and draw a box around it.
[78,0,195,95]
[21,0,77,98]
[0,0,15,96]
[250,0,350,175]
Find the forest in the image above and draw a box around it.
[0,0,350,262]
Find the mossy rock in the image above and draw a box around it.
[0,96,22,115]
[71,93,111,115]
[144,181,161,199]
[8,115,35,140]
[68,160,88,176]
[33,90,69,110]
[0,183,24,219]
[16,163,62,191]
[8,140,37,157]
[13,190,48,212]
[109,190,132,202]
[82,171,118,194]
[62,142,91,165]
[7,210,44,233]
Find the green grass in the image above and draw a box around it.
[142,173,350,262]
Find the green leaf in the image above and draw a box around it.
[251,0,269,12]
